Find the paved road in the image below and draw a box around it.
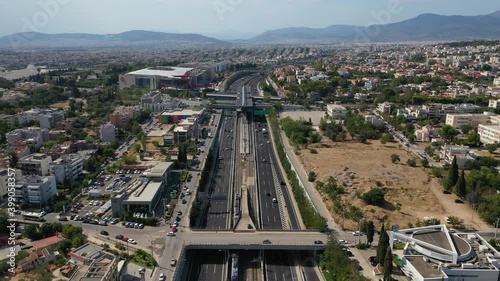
[187,250,225,281]
[265,250,297,281]
[202,110,235,230]
[254,116,283,229]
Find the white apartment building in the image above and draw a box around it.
[440,144,477,169]
[0,168,22,200]
[445,113,491,128]
[489,99,500,109]
[14,175,57,205]
[478,124,500,145]
[494,77,500,87]
[377,102,392,114]
[18,153,52,176]
[49,154,83,183]
[100,124,116,143]
[326,104,347,119]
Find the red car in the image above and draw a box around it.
[122,237,129,242]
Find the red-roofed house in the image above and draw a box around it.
[31,234,64,251]
[18,248,59,272]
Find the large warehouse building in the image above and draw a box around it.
[118,66,215,90]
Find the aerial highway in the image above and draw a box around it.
[201,110,236,230]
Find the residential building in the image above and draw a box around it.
[441,144,477,169]
[326,104,347,119]
[0,168,22,200]
[69,243,122,281]
[445,113,491,128]
[364,115,384,127]
[18,153,52,176]
[377,102,392,114]
[489,99,500,109]
[494,77,500,86]
[478,124,500,145]
[6,127,49,149]
[18,248,59,272]
[38,111,64,129]
[109,106,140,128]
[14,175,57,204]
[49,153,83,183]
[100,124,116,143]
[414,126,437,142]
[389,225,500,281]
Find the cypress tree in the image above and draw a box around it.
[377,224,389,266]
[383,247,393,280]
[366,221,375,245]
[454,170,466,198]
[444,156,458,191]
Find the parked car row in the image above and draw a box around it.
[122,221,145,229]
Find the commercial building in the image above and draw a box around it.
[478,124,500,145]
[100,124,116,143]
[14,175,57,205]
[389,225,500,281]
[445,113,491,129]
[49,153,83,183]
[111,162,173,217]
[160,108,205,124]
[69,243,122,281]
[18,153,52,176]
[326,104,347,119]
[119,66,215,90]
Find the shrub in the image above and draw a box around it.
[362,188,385,206]
[309,148,318,154]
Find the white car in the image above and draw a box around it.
[128,239,137,244]
[159,273,166,281]
[338,239,347,244]
[352,231,363,236]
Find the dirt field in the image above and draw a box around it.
[297,137,492,231]
[50,98,87,109]
[280,111,326,126]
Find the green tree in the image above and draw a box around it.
[56,239,73,256]
[420,158,429,168]
[383,247,393,280]
[406,159,417,167]
[459,124,473,134]
[24,224,42,240]
[454,170,466,198]
[447,216,464,228]
[438,125,459,143]
[466,130,481,147]
[444,156,459,191]
[486,143,498,154]
[366,221,375,245]
[377,224,389,266]
[390,154,400,164]
[362,188,385,206]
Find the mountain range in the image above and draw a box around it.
[0,10,499,49]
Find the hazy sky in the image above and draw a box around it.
[1,0,499,37]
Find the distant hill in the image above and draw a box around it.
[0,30,228,50]
[250,11,500,43]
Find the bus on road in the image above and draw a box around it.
[22,212,46,222]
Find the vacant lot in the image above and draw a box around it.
[280,111,326,126]
[296,137,491,231]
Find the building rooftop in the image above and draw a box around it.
[71,243,103,260]
[128,66,193,78]
[161,109,204,116]
[126,181,162,203]
[31,234,64,250]
[148,162,173,178]
[405,256,446,278]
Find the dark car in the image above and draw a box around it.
[314,240,323,244]
[182,199,187,204]
[58,216,68,221]
[262,240,272,244]
[455,199,464,204]
[115,234,123,239]
[100,230,109,236]
[369,256,378,267]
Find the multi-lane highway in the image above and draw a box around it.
[265,251,298,281]
[254,116,300,230]
[201,110,235,230]
[187,250,226,281]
